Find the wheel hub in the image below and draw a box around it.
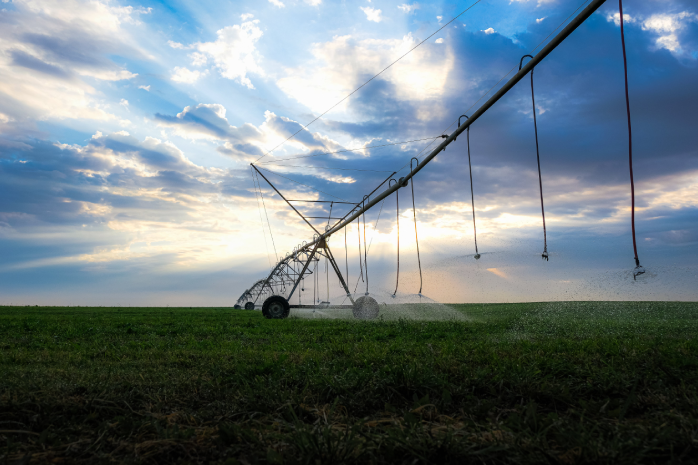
[268,302,285,318]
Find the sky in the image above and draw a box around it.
[0,0,697,306]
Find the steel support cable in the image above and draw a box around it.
[254,166,350,202]
[257,137,444,165]
[253,0,484,164]
[251,167,273,269]
[389,179,400,297]
[410,158,423,295]
[619,0,643,280]
[253,169,278,262]
[520,55,549,261]
[458,115,480,259]
[391,0,594,179]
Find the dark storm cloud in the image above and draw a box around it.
[154,104,237,140]
[0,133,252,235]
[21,32,116,69]
[9,49,73,79]
[240,5,697,249]
[90,132,202,174]
[217,142,265,159]
[307,7,698,212]
[155,104,346,162]
[323,78,418,139]
[264,113,342,152]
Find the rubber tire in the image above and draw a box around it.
[262,295,290,319]
[353,295,379,320]
[244,301,255,310]
[234,304,241,309]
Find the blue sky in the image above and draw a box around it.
[0,0,697,306]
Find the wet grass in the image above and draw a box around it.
[1,301,697,464]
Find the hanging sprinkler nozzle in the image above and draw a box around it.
[390,178,400,299]
[633,257,645,280]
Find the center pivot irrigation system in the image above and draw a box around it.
[235,0,645,318]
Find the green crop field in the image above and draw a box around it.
[1,302,697,464]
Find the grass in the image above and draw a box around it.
[1,301,697,464]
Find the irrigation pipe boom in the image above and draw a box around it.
[240,0,610,318]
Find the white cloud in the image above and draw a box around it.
[397,3,419,14]
[0,0,145,121]
[268,0,285,7]
[168,40,187,49]
[155,103,262,144]
[643,13,687,33]
[509,0,557,6]
[361,6,382,23]
[189,52,208,66]
[276,34,454,117]
[482,27,496,34]
[138,85,150,91]
[120,99,129,107]
[173,19,264,88]
[155,104,352,168]
[606,12,635,26]
[642,12,698,53]
[606,10,698,55]
[437,15,442,22]
[240,13,254,20]
[435,38,444,44]
[171,67,203,83]
[305,0,322,5]
[536,17,546,23]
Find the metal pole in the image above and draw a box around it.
[295,0,607,252]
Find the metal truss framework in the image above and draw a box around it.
[237,0,609,311]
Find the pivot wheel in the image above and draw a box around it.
[244,301,255,310]
[353,296,379,320]
[234,304,241,309]
[262,295,290,319]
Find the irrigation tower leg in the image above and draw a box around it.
[287,241,320,301]
[324,244,356,305]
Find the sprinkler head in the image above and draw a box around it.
[391,294,396,298]
[474,253,481,260]
[365,292,369,296]
[633,265,645,280]
[542,251,549,261]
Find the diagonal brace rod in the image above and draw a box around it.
[252,164,320,235]
[324,243,356,305]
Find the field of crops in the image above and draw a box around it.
[1,302,697,464]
